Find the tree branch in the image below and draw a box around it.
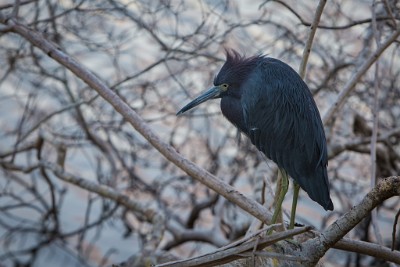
[334,238,400,265]
[0,15,273,224]
[302,176,400,266]
[298,0,326,78]
[157,226,311,267]
[322,27,400,126]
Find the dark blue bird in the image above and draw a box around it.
[177,50,333,222]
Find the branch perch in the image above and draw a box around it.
[303,176,400,266]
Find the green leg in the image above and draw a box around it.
[289,182,300,229]
[270,169,289,225]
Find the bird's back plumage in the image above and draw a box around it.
[239,57,333,210]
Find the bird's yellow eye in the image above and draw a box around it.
[220,83,229,91]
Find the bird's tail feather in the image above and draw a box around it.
[297,167,334,211]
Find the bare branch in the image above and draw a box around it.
[0,15,273,225]
[298,0,326,78]
[156,226,311,267]
[323,27,400,126]
[303,176,400,266]
[334,238,400,265]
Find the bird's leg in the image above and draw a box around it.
[270,169,289,227]
[289,182,300,229]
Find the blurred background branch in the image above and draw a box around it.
[0,0,399,266]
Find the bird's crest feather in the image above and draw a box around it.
[214,49,262,87]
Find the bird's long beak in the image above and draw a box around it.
[176,86,223,115]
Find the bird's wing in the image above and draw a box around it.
[241,58,332,210]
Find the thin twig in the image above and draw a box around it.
[0,0,34,11]
[10,0,20,18]
[370,0,383,246]
[392,208,400,251]
[382,0,397,27]
[41,161,162,222]
[263,0,398,30]
[298,0,327,78]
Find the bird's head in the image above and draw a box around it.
[176,49,261,115]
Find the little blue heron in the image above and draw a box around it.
[177,50,333,228]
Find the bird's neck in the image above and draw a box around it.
[221,96,247,134]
